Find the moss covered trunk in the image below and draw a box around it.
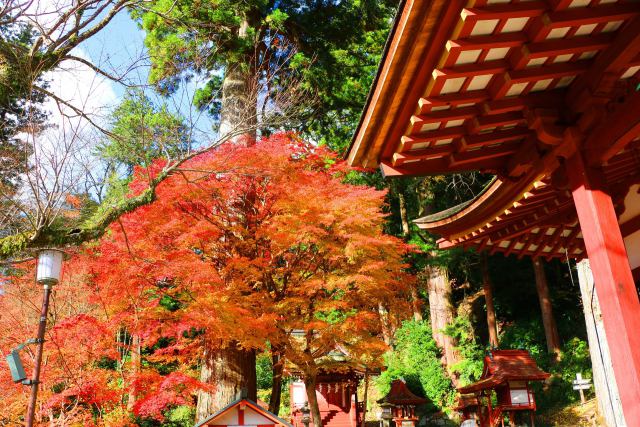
[426,265,460,379]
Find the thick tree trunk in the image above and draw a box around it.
[361,370,369,427]
[577,260,625,427]
[397,189,423,321]
[195,17,259,422]
[195,343,257,422]
[398,191,410,236]
[410,284,423,321]
[304,374,323,427]
[269,346,284,415]
[126,334,141,411]
[426,266,459,375]
[218,20,257,145]
[532,258,561,358]
[378,303,393,345]
[481,253,499,348]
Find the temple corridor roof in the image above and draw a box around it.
[348,0,640,259]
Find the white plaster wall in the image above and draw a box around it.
[245,409,274,425]
[213,410,238,425]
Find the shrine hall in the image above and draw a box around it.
[347,0,640,425]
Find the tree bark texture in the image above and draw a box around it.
[396,188,423,321]
[127,334,141,411]
[426,266,460,373]
[304,374,323,427]
[410,283,423,322]
[269,346,284,415]
[577,260,626,427]
[195,343,257,422]
[532,258,561,357]
[218,20,257,145]
[378,302,393,346]
[195,17,260,422]
[481,253,499,348]
[398,191,410,236]
[361,370,369,427]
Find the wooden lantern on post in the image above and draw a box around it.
[377,379,428,427]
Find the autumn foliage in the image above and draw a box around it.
[0,134,413,425]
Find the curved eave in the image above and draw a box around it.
[347,0,466,169]
[413,176,541,241]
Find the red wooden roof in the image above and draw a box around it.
[458,350,549,394]
[377,379,429,406]
[454,394,480,410]
[347,0,640,259]
[195,398,292,427]
[415,146,640,259]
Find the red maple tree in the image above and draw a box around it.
[0,134,413,425]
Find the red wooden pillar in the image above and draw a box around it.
[566,149,640,425]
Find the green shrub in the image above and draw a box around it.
[376,320,455,411]
[443,314,484,386]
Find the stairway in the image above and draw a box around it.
[318,406,353,427]
[323,411,352,427]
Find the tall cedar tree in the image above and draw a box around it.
[137,0,398,146]
[0,21,47,222]
[137,0,399,412]
[0,134,412,424]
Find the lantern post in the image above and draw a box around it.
[25,249,64,427]
[380,402,394,427]
[301,401,311,427]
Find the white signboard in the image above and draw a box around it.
[510,389,530,405]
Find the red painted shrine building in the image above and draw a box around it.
[289,369,365,427]
[348,0,640,425]
[457,350,549,427]
[377,379,428,427]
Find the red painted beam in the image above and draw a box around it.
[419,92,489,114]
[392,145,452,166]
[568,15,640,113]
[583,91,640,166]
[509,33,614,69]
[400,127,465,150]
[409,106,478,134]
[467,111,526,133]
[379,157,504,178]
[449,143,519,167]
[430,61,508,95]
[463,2,546,21]
[566,147,640,426]
[460,127,531,150]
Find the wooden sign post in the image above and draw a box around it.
[572,373,592,404]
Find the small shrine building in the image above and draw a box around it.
[195,398,292,427]
[377,379,428,427]
[289,368,364,427]
[347,1,640,424]
[457,350,549,427]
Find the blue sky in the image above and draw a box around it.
[82,11,148,99]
